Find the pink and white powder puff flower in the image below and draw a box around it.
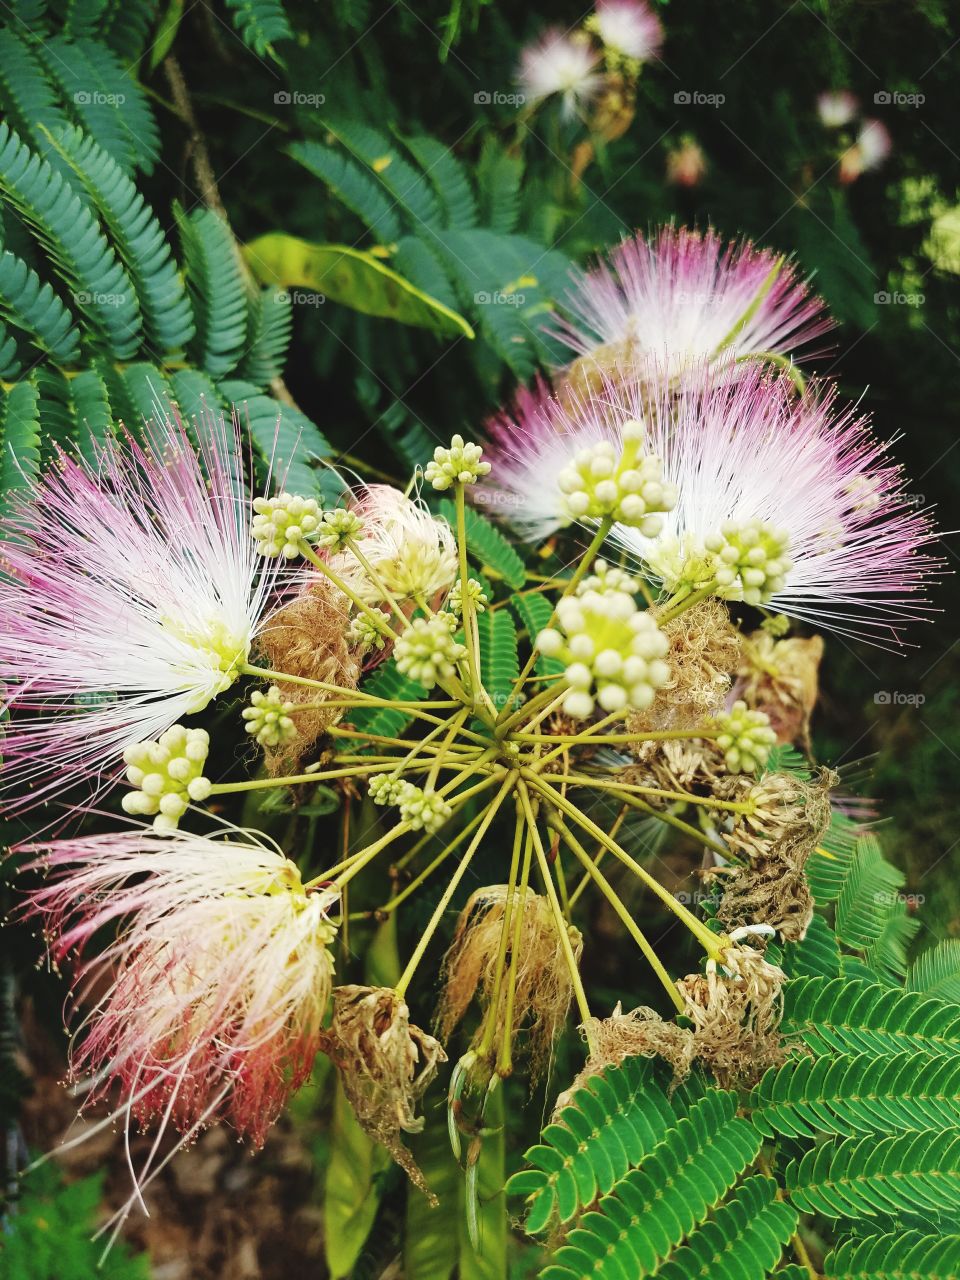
[600,364,941,645]
[590,0,663,63]
[551,226,833,379]
[518,28,603,116]
[817,89,859,129]
[20,828,338,1235]
[482,376,676,542]
[0,405,280,808]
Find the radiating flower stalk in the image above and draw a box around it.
[0,224,942,1245]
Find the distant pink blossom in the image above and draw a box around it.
[552,226,833,378]
[518,29,602,115]
[817,90,859,128]
[840,118,892,183]
[592,0,663,61]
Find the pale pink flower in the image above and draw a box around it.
[484,365,940,645]
[331,483,457,605]
[817,90,859,129]
[0,406,279,808]
[666,137,707,188]
[592,0,663,62]
[552,226,833,378]
[21,828,337,1230]
[518,29,603,115]
[839,119,892,183]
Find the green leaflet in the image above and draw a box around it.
[786,1128,960,1221]
[505,1056,678,1232]
[243,232,474,339]
[751,1050,960,1140]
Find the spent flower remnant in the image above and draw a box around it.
[0,407,278,806]
[551,225,833,378]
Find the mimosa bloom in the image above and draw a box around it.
[817,90,858,128]
[21,830,337,1187]
[551,226,832,378]
[518,29,602,115]
[331,484,457,605]
[0,407,279,807]
[604,365,941,644]
[590,0,663,62]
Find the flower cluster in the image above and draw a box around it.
[424,435,491,490]
[713,700,777,774]
[243,685,297,747]
[556,419,677,531]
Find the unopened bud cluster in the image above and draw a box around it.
[448,577,488,616]
[706,520,792,605]
[315,507,364,552]
[347,612,387,653]
[252,494,321,559]
[121,725,212,833]
[369,776,451,832]
[394,613,466,688]
[424,435,491,490]
[537,588,670,719]
[242,686,297,747]
[576,559,641,597]
[556,420,677,532]
[714,700,777,773]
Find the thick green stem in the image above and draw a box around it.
[523,771,725,960]
[477,809,525,1058]
[395,774,515,997]
[559,823,684,1013]
[518,782,595,1046]
[497,821,534,1074]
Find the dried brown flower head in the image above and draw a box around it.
[325,985,446,1198]
[737,630,824,749]
[712,769,834,941]
[256,580,361,773]
[676,941,786,1087]
[438,885,582,1081]
[631,599,742,733]
[555,1003,696,1112]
